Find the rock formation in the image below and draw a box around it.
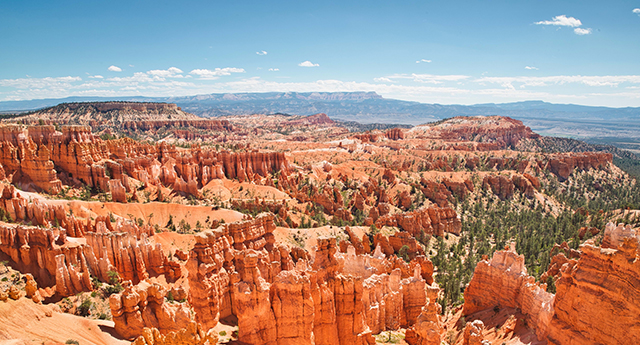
[546,223,640,345]
[463,243,554,340]
[462,320,490,345]
[375,206,461,237]
[132,322,218,345]
[418,116,539,148]
[0,220,177,298]
[109,281,193,340]
[464,229,640,345]
[385,128,405,140]
[24,273,43,303]
[123,119,233,132]
[404,283,442,345]
[186,213,443,344]
[0,123,291,198]
[547,152,612,181]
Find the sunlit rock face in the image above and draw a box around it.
[464,232,640,345]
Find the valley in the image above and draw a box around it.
[0,102,638,345]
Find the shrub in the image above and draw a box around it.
[65,340,79,345]
[107,270,119,285]
[398,245,410,262]
[77,298,92,317]
[104,283,123,296]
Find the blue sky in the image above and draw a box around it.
[2,0,640,106]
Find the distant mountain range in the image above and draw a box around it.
[1,92,639,144]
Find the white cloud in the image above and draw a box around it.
[374,77,393,83]
[147,67,184,78]
[268,68,279,71]
[535,15,582,27]
[634,8,640,15]
[256,51,268,55]
[298,61,319,67]
[416,59,432,63]
[525,66,539,70]
[535,15,593,35]
[189,67,245,79]
[108,65,122,72]
[88,75,104,79]
[574,27,592,35]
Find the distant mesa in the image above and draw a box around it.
[9,101,201,131]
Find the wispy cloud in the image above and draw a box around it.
[574,28,592,35]
[256,51,268,55]
[476,75,640,87]
[88,75,104,79]
[268,68,279,71]
[298,61,319,67]
[535,15,582,27]
[108,65,122,72]
[525,66,539,70]
[0,76,82,89]
[416,59,432,63]
[383,73,469,84]
[633,8,640,15]
[189,67,245,80]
